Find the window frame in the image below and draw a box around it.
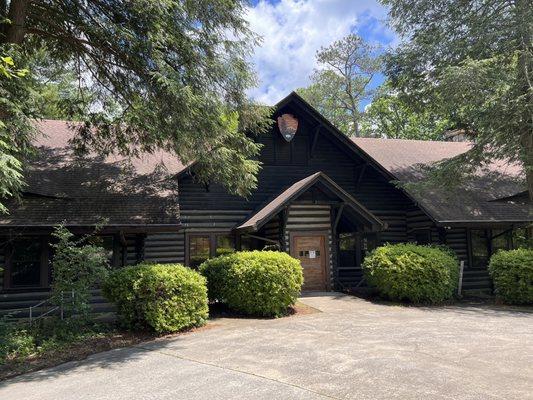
[468,228,514,269]
[185,232,236,267]
[3,236,50,290]
[412,228,431,245]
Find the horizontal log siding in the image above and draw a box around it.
[444,228,469,268]
[144,232,184,264]
[124,235,139,265]
[283,204,333,284]
[0,244,4,288]
[406,208,440,243]
[261,215,282,244]
[180,210,251,232]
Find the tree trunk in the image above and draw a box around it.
[4,0,29,45]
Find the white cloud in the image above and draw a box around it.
[245,0,393,105]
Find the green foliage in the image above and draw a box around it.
[360,82,449,140]
[51,225,110,319]
[0,317,108,365]
[199,251,304,317]
[381,0,533,197]
[103,263,208,333]
[298,34,382,136]
[199,255,233,302]
[489,249,533,305]
[0,48,35,213]
[0,320,34,363]
[363,243,459,304]
[0,1,272,212]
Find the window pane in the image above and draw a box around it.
[471,230,489,269]
[11,238,42,287]
[189,236,210,268]
[216,235,235,256]
[491,230,509,253]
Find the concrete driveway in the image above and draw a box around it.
[1,293,532,400]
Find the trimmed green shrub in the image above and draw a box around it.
[198,255,233,302]
[489,248,533,305]
[103,263,208,333]
[199,251,303,317]
[362,243,459,304]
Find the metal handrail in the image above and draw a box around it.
[27,291,75,326]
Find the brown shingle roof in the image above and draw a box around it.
[0,120,183,227]
[352,138,531,225]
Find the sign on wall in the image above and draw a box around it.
[277,113,298,142]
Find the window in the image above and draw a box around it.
[187,233,236,268]
[9,238,43,287]
[470,229,514,269]
[470,230,490,269]
[216,235,235,256]
[188,235,211,268]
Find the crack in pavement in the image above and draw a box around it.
[134,344,341,400]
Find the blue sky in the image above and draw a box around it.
[245,0,397,106]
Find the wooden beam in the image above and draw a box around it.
[333,203,345,232]
[309,125,321,158]
[243,234,279,245]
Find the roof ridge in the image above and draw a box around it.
[353,137,474,145]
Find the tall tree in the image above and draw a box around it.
[360,82,450,140]
[298,34,382,137]
[0,0,271,212]
[382,0,533,199]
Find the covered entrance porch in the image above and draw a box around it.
[234,172,385,291]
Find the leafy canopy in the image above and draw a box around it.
[298,34,382,137]
[360,82,449,140]
[0,0,271,212]
[381,0,533,198]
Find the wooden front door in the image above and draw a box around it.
[291,233,328,291]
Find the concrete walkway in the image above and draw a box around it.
[1,293,532,399]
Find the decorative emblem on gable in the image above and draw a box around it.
[277,113,298,142]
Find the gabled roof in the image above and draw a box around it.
[235,172,385,233]
[352,137,530,225]
[276,92,530,225]
[0,120,182,228]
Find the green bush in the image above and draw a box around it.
[198,255,233,302]
[103,263,208,333]
[488,248,533,304]
[199,251,303,317]
[362,243,459,304]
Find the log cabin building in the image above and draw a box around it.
[0,92,531,306]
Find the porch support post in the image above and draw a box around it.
[281,207,289,251]
[333,203,345,231]
[331,203,345,291]
[119,230,127,266]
